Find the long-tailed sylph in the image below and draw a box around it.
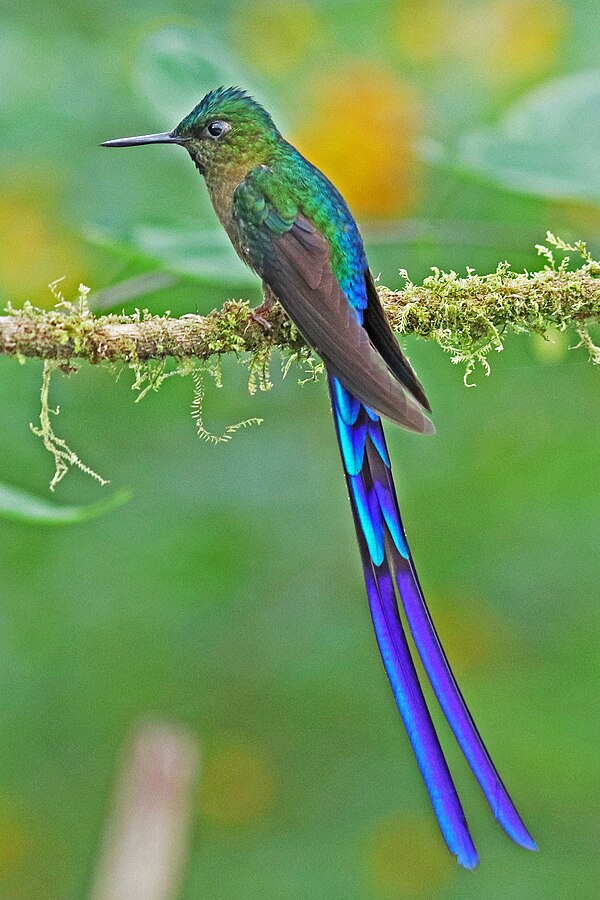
[102,87,537,868]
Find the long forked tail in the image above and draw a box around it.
[328,375,537,868]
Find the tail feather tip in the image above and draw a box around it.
[514,831,538,853]
[497,808,538,852]
[457,845,479,870]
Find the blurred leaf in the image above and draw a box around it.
[87,224,257,288]
[0,483,131,525]
[133,25,264,124]
[450,69,600,203]
[90,272,179,310]
[131,225,256,286]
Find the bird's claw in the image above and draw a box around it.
[248,306,272,332]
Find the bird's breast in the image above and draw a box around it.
[204,166,249,260]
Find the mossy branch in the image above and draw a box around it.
[2,236,599,379]
[3,235,599,490]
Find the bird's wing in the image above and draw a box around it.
[363,269,430,412]
[234,170,433,434]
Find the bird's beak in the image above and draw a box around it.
[100,131,183,148]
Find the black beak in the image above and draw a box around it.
[100,131,183,148]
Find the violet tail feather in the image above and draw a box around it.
[328,375,536,866]
[359,507,478,868]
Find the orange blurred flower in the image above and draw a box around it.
[295,67,422,219]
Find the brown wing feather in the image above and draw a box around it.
[261,217,434,434]
[363,269,431,412]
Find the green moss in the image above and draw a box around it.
[30,361,108,492]
[3,234,599,486]
[380,234,600,383]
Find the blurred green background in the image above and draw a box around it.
[1,1,599,897]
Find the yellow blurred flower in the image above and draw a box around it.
[366,814,452,897]
[548,198,600,238]
[0,808,29,875]
[395,0,566,84]
[464,0,567,82]
[431,597,515,672]
[295,68,422,218]
[396,0,456,64]
[230,0,320,75]
[0,181,87,305]
[199,736,276,826]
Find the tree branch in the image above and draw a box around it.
[4,237,598,491]
[1,239,599,372]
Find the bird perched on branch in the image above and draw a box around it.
[102,87,536,868]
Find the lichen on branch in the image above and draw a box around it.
[379,233,600,380]
[1,234,599,487]
[1,235,599,380]
[30,360,109,491]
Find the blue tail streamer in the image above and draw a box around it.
[328,375,537,866]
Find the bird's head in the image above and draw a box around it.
[101,87,281,177]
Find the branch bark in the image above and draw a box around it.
[1,255,599,368]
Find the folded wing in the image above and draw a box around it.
[234,174,432,433]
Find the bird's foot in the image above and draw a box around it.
[248,302,273,332]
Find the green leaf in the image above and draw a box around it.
[450,69,600,204]
[0,483,132,526]
[132,224,257,286]
[133,25,261,123]
[87,224,257,289]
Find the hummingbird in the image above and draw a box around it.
[102,87,537,868]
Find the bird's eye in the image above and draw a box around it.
[206,120,229,139]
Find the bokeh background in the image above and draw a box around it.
[1,1,599,897]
